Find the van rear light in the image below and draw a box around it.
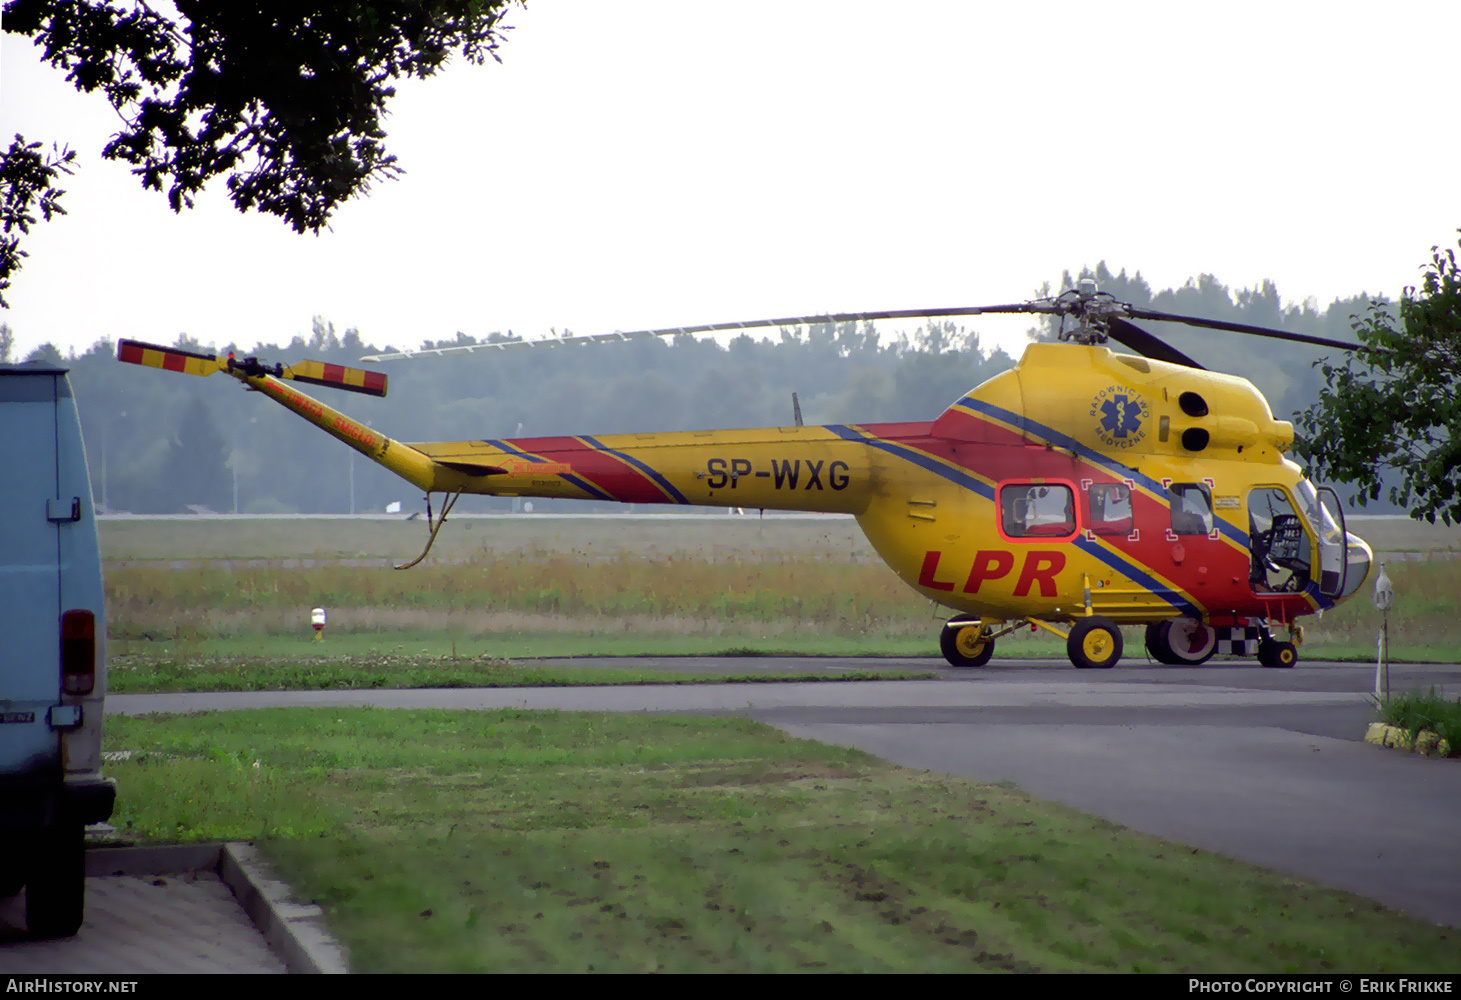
[61,610,96,695]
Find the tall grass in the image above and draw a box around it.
[1303,560,1461,651]
[1374,688,1461,756]
[106,548,934,640]
[108,549,1461,647]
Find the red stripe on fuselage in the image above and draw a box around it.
[499,436,669,504]
[868,413,1260,615]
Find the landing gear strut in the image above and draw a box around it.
[937,615,1128,670]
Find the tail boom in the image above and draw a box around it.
[249,376,441,492]
[411,427,880,513]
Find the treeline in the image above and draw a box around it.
[3,264,1388,515]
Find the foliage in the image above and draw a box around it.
[4,1,517,233]
[1295,235,1461,525]
[0,135,74,307]
[1374,688,1461,756]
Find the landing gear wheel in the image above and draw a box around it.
[1258,639,1298,669]
[940,617,995,667]
[25,822,84,938]
[0,833,24,898]
[1145,619,1216,665]
[1068,617,1123,669]
[1144,622,1175,663]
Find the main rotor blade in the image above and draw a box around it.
[606,303,1044,338]
[1105,318,1207,370]
[360,303,1047,361]
[1124,307,1359,352]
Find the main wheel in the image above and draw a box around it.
[940,617,995,667]
[1068,617,1123,669]
[0,832,25,898]
[1258,639,1298,669]
[1144,622,1175,663]
[25,822,84,938]
[1147,619,1217,665]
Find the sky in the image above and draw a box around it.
[2,1,1459,363]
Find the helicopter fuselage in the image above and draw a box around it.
[118,277,1379,670]
[379,343,1370,631]
[124,335,1373,667]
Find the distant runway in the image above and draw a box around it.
[111,657,1461,928]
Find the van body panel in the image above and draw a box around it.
[0,362,112,828]
[0,369,66,790]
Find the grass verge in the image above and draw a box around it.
[104,709,1455,974]
[103,627,1456,696]
[1374,688,1461,757]
[105,649,936,694]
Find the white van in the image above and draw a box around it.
[0,360,114,937]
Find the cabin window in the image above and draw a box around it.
[1086,483,1133,535]
[1001,483,1075,538]
[1168,483,1213,535]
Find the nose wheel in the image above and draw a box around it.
[1068,616,1123,669]
[1258,637,1298,668]
[940,616,995,667]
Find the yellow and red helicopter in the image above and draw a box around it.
[117,284,1374,670]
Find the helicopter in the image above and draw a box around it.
[116,283,1375,670]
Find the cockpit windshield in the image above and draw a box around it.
[1294,479,1372,600]
[1247,480,1372,600]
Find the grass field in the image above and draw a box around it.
[103,709,1459,974]
[101,514,1461,669]
[98,517,1461,972]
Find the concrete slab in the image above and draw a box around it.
[0,843,347,975]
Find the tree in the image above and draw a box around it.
[1294,234,1461,525]
[0,136,74,307]
[1,1,517,293]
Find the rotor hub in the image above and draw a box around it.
[1047,281,1127,346]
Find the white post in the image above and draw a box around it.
[1372,563,1394,700]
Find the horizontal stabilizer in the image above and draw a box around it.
[437,460,510,477]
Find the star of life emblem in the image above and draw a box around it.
[1090,386,1149,450]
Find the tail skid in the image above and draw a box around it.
[394,490,463,570]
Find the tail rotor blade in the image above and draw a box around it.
[281,359,388,397]
[118,339,388,396]
[116,339,229,377]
